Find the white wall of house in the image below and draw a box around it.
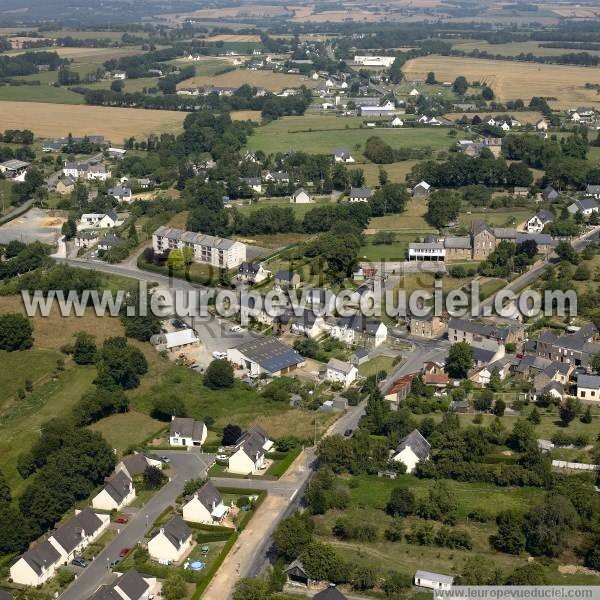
[182,497,214,524]
[10,558,57,587]
[228,448,263,475]
[392,447,422,474]
[414,574,453,591]
[578,385,600,401]
[148,531,192,564]
[91,486,135,512]
[325,366,358,388]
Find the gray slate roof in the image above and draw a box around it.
[154,225,238,251]
[120,453,149,477]
[114,569,149,600]
[102,471,132,504]
[396,429,431,460]
[577,374,600,389]
[415,570,454,585]
[314,588,348,600]
[153,516,191,550]
[52,509,103,554]
[192,480,223,512]
[20,540,61,576]
[349,186,373,199]
[170,417,206,442]
[235,428,266,461]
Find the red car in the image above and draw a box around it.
[115,516,128,524]
[119,548,130,558]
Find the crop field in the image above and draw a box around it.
[245,115,454,156]
[361,160,419,186]
[366,198,435,234]
[450,39,600,57]
[6,46,145,62]
[0,85,85,104]
[178,69,316,92]
[207,34,262,43]
[231,110,262,121]
[167,56,233,76]
[0,101,186,140]
[43,29,149,40]
[403,55,600,109]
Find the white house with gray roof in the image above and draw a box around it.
[182,481,229,525]
[348,187,373,203]
[577,374,600,402]
[147,516,192,564]
[326,358,358,388]
[392,429,431,473]
[91,470,135,511]
[568,198,599,216]
[414,570,454,591]
[10,509,109,586]
[88,569,158,600]
[152,226,246,269]
[169,416,207,447]
[228,426,274,475]
[527,210,554,233]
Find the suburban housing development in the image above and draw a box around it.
[2,2,600,600]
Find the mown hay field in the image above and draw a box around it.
[403,55,600,109]
[0,101,186,140]
[178,68,316,92]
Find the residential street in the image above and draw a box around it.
[202,402,366,600]
[60,452,214,600]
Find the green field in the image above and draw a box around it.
[358,355,397,377]
[459,208,532,229]
[0,362,96,491]
[450,38,600,58]
[0,84,85,104]
[89,411,165,452]
[245,115,454,157]
[359,238,409,261]
[167,57,232,77]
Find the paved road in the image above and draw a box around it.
[61,451,213,600]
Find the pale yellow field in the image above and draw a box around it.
[176,4,289,19]
[207,34,262,43]
[0,101,186,141]
[178,69,316,92]
[7,46,144,62]
[403,55,600,109]
[231,110,262,122]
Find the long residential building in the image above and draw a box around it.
[152,226,247,269]
[10,509,110,586]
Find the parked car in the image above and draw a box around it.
[110,559,119,567]
[212,351,227,359]
[160,455,171,463]
[344,429,353,437]
[71,557,87,568]
[172,319,188,329]
[229,325,242,332]
[119,548,130,558]
[115,515,128,524]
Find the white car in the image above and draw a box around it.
[212,351,227,360]
[229,325,242,332]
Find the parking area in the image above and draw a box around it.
[0,207,65,244]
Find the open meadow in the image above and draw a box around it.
[5,46,145,62]
[450,39,600,58]
[178,68,316,92]
[0,101,186,140]
[403,55,600,109]
[245,115,454,156]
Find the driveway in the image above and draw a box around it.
[60,451,212,600]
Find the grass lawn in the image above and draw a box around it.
[459,208,532,229]
[358,355,397,377]
[0,348,62,403]
[367,198,434,234]
[361,160,419,186]
[89,411,165,453]
[359,238,408,261]
[245,115,453,157]
[0,84,85,104]
[0,364,96,491]
[134,364,336,440]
